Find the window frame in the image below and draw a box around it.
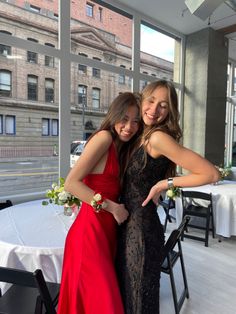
[5,115,16,135]
[27,74,38,101]
[0,69,11,97]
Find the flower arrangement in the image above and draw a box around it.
[42,177,81,207]
[166,186,181,200]
[215,165,232,180]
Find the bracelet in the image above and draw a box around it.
[90,192,107,213]
[167,177,174,189]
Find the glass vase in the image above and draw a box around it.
[63,204,73,216]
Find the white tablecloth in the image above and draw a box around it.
[175,180,236,238]
[0,200,74,294]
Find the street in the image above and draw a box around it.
[0,157,59,198]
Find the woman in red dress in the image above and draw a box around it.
[57,92,142,314]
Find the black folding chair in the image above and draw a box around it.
[181,190,215,247]
[161,216,190,314]
[159,195,176,232]
[0,200,13,210]
[0,267,60,314]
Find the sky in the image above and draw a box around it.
[140,25,175,62]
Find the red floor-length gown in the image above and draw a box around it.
[57,143,124,314]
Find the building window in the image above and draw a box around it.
[29,5,40,13]
[78,85,87,106]
[52,119,59,136]
[0,70,11,97]
[86,3,93,17]
[0,114,15,135]
[119,65,126,84]
[27,38,38,63]
[0,44,11,56]
[0,31,12,57]
[5,115,15,135]
[45,43,55,67]
[0,115,3,134]
[92,88,100,108]
[42,118,59,136]
[98,7,103,21]
[45,78,54,103]
[78,53,88,74]
[28,75,38,101]
[92,57,101,78]
[42,118,50,136]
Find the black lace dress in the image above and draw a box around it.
[116,146,171,314]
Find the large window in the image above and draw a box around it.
[225,62,236,167]
[140,23,176,81]
[0,0,183,200]
[28,75,38,100]
[0,70,11,97]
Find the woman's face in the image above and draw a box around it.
[114,105,140,142]
[142,86,169,126]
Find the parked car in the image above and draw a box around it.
[70,140,86,167]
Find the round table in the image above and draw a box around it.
[0,199,74,294]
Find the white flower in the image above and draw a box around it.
[58,190,71,202]
[93,193,102,202]
[52,183,57,189]
[166,189,174,198]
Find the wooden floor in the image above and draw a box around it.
[159,207,236,314]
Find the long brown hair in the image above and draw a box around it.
[137,80,182,177]
[87,92,143,179]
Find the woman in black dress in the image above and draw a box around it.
[116,80,219,314]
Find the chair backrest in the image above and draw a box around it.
[181,191,212,208]
[162,216,191,261]
[159,195,175,209]
[0,267,56,314]
[0,200,13,210]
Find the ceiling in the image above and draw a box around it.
[116,0,236,60]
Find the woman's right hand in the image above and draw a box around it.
[112,204,129,224]
[106,200,129,224]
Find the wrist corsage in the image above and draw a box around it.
[166,186,180,200]
[90,192,107,213]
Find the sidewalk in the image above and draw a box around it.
[0,156,59,163]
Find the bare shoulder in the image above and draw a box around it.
[87,130,113,151]
[149,130,175,146]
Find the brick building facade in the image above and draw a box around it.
[0,0,173,157]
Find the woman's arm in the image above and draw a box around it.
[142,131,220,206]
[64,130,129,223]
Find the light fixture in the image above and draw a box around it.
[185,0,225,20]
